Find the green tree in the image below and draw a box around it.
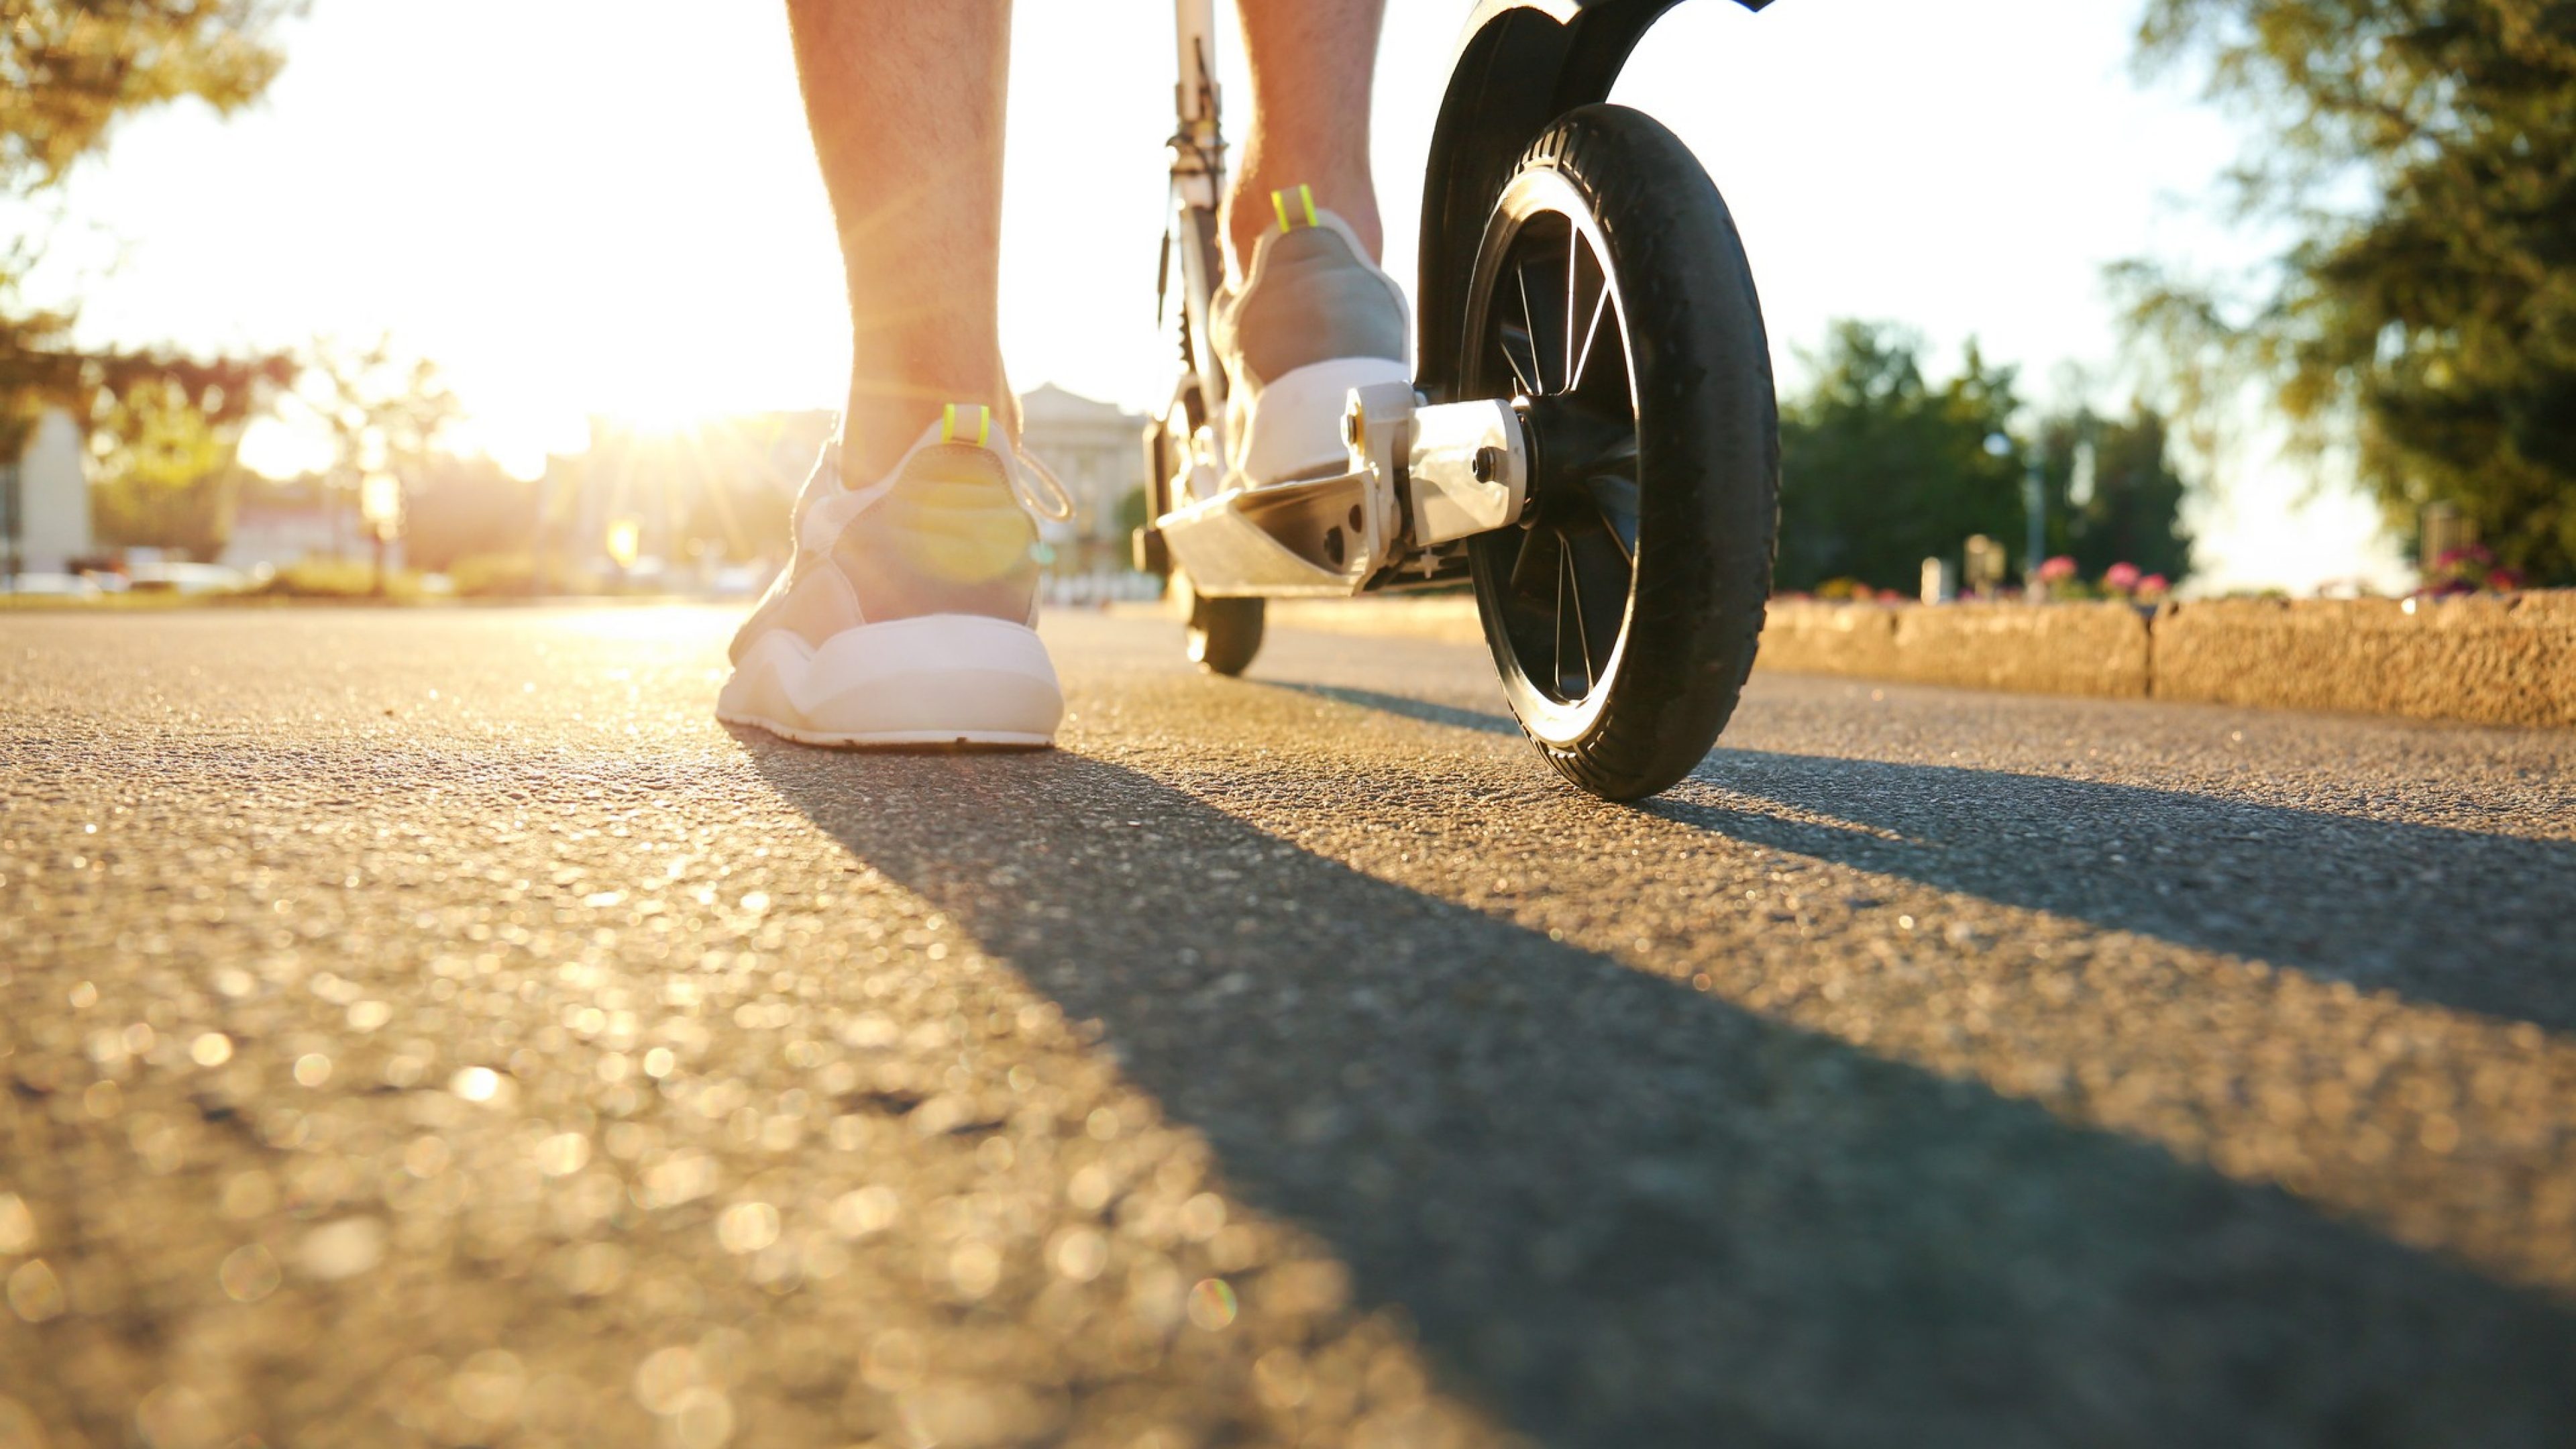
[1776,321,2028,593]
[288,337,461,558]
[85,352,297,557]
[1,0,303,194]
[2118,0,2576,584]
[2033,405,2196,582]
[2,1,303,461]
[0,280,77,465]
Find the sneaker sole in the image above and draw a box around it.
[717,614,1063,749]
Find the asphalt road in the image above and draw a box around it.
[3,604,2574,1449]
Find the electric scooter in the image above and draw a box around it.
[1135,0,1780,801]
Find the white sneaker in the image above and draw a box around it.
[1210,185,1412,489]
[718,404,1074,748]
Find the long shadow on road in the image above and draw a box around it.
[1270,681,2576,1034]
[745,739,2576,1449]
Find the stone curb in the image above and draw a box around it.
[1757,600,2153,700]
[2150,593,2576,729]
[1756,594,2576,729]
[1112,591,2576,729]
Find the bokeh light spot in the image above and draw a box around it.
[1187,1277,1238,1331]
[7,1260,64,1324]
[219,1244,280,1303]
[716,1202,780,1255]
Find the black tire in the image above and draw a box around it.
[1186,591,1265,676]
[1154,406,1269,678]
[1458,105,1777,801]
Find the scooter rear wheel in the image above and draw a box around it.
[1170,566,1264,677]
[1187,592,1264,676]
[1460,105,1778,801]
[1150,409,1267,678]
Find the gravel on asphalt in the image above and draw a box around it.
[2,605,2572,1448]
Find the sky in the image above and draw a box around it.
[17,0,2410,592]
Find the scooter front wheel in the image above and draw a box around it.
[1459,105,1778,801]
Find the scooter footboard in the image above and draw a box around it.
[1154,386,1529,598]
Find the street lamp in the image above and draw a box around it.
[1985,431,2043,594]
[360,471,402,597]
[2022,451,2046,594]
[605,517,642,580]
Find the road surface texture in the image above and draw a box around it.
[3,604,2574,1449]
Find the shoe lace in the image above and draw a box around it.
[1002,441,1077,523]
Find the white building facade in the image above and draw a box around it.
[1016,383,1148,574]
[3,408,94,574]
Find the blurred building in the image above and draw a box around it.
[224,493,360,572]
[1017,384,1148,573]
[1,408,93,574]
[546,390,1148,582]
[551,411,836,580]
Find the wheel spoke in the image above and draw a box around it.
[1552,543,1568,692]
[1515,265,1544,394]
[1572,272,1612,395]
[1564,521,1627,676]
[1507,521,1562,613]
[1472,206,1640,710]
[1514,241,1573,395]
[1564,231,1582,391]
[1557,534,1594,696]
[1585,472,1640,563]
[1497,322,1539,397]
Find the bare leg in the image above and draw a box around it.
[1226,0,1388,278]
[786,1,1014,484]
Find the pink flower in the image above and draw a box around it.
[2137,573,2169,598]
[2104,561,2142,592]
[2037,555,2078,583]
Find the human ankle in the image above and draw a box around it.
[839,376,1013,485]
[1226,162,1383,280]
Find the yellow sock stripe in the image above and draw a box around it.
[936,403,993,447]
[1271,185,1320,233]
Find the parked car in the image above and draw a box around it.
[710,561,780,598]
[0,572,102,598]
[127,561,248,595]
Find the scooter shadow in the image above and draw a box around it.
[1263,680,2576,1035]
[741,740,2576,1448]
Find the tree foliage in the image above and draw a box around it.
[1,0,304,196]
[0,273,78,462]
[2035,407,2197,582]
[3,0,303,500]
[257,337,458,559]
[2121,0,2576,583]
[1779,323,2198,594]
[1776,321,2027,593]
[85,351,297,556]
